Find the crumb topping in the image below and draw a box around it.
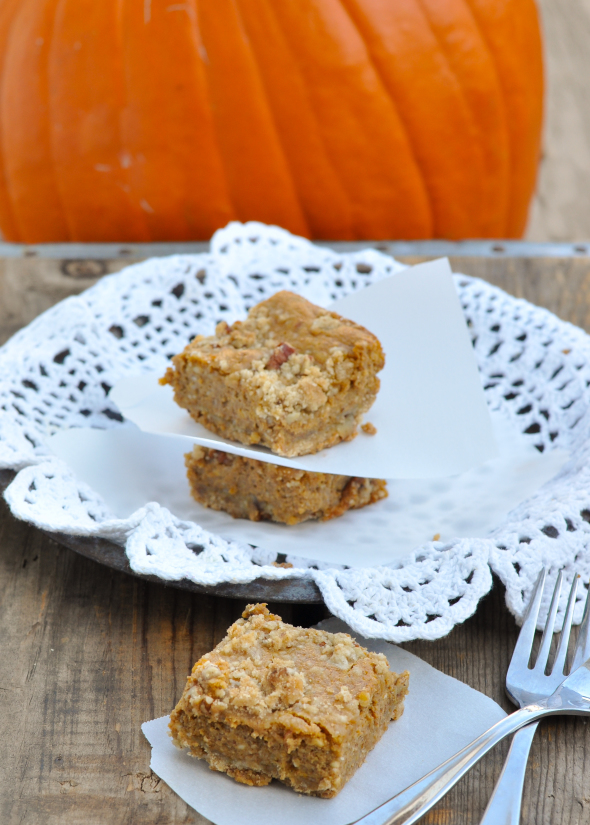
[161,290,385,458]
[181,604,394,740]
[168,291,383,419]
[170,603,410,798]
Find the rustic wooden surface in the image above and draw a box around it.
[4,252,590,346]
[2,255,590,824]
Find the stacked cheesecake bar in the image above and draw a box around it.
[161,290,387,525]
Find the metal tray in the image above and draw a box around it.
[0,468,322,603]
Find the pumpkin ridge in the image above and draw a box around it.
[460,0,511,236]
[232,0,312,236]
[189,0,247,223]
[415,0,509,236]
[243,0,356,237]
[119,0,151,240]
[46,0,71,239]
[6,0,71,241]
[266,0,433,238]
[338,0,437,235]
[462,0,543,237]
[339,0,512,238]
[48,0,152,240]
[118,0,233,240]
[193,0,310,235]
[188,0,239,225]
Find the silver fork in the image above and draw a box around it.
[350,570,590,825]
[480,568,590,825]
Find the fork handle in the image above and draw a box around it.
[353,704,575,825]
[479,721,538,825]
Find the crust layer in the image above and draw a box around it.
[185,446,387,525]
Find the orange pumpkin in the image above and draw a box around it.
[0,0,543,242]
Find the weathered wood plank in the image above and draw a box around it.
[3,253,590,345]
[0,256,136,345]
[0,495,327,825]
[421,255,590,334]
[2,254,590,824]
[3,490,589,825]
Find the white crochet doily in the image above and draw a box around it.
[2,222,590,641]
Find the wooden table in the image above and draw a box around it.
[2,251,590,825]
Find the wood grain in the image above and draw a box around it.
[400,255,590,335]
[2,255,590,824]
[0,495,326,825]
[0,256,133,345]
[3,253,590,343]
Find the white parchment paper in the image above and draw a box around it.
[112,259,499,480]
[142,619,506,825]
[48,411,568,568]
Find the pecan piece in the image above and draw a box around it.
[211,449,233,465]
[266,342,296,370]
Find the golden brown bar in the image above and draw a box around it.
[169,604,409,797]
[185,445,387,525]
[161,291,384,457]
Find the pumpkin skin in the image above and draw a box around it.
[0,0,543,242]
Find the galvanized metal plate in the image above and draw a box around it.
[0,469,323,603]
[2,239,589,259]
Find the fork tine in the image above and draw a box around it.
[535,569,563,671]
[511,568,547,668]
[552,574,579,675]
[572,578,590,671]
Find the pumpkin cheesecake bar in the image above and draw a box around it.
[185,445,387,525]
[161,290,384,457]
[169,604,409,797]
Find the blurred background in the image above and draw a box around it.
[0,0,581,246]
[527,0,590,241]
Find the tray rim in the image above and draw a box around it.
[0,468,323,603]
[1,239,589,259]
